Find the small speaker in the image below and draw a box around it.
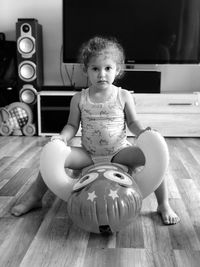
[16,18,43,105]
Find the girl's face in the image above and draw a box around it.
[86,52,120,91]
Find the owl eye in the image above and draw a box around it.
[104,170,133,186]
[73,172,99,191]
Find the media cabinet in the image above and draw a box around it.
[133,92,200,136]
[37,91,200,137]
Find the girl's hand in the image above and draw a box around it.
[136,127,152,139]
[50,135,67,144]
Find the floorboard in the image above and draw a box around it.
[0,136,200,266]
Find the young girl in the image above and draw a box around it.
[11,36,180,225]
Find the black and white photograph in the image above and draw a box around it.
[0,0,200,266]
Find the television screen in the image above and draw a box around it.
[63,0,200,64]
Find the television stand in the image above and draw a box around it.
[37,91,200,137]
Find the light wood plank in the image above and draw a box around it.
[174,250,200,267]
[20,198,89,267]
[83,248,149,267]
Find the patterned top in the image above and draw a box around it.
[79,87,129,156]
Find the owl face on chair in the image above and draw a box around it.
[67,163,142,234]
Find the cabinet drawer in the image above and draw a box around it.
[134,93,200,113]
[136,113,200,137]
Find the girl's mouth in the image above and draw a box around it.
[98,80,107,83]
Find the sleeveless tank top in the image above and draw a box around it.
[79,87,129,156]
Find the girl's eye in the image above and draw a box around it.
[73,172,99,191]
[104,170,133,186]
[105,66,112,71]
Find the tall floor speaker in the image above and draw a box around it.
[16,18,43,105]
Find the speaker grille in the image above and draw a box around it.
[18,37,35,56]
[18,61,36,81]
[19,84,37,105]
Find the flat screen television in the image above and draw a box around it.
[63,0,200,64]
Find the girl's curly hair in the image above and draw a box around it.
[78,36,125,79]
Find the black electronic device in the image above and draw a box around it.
[63,0,200,64]
[114,70,161,93]
[0,36,18,106]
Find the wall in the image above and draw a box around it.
[1,0,200,93]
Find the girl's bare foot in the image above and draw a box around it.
[11,196,42,216]
[157,202,180,225]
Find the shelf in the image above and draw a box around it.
[41,107,70,111]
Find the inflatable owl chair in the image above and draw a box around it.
[40,130,169,234]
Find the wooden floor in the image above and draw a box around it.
[0,136,200,266]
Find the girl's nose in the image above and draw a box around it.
[98,69,105,78]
